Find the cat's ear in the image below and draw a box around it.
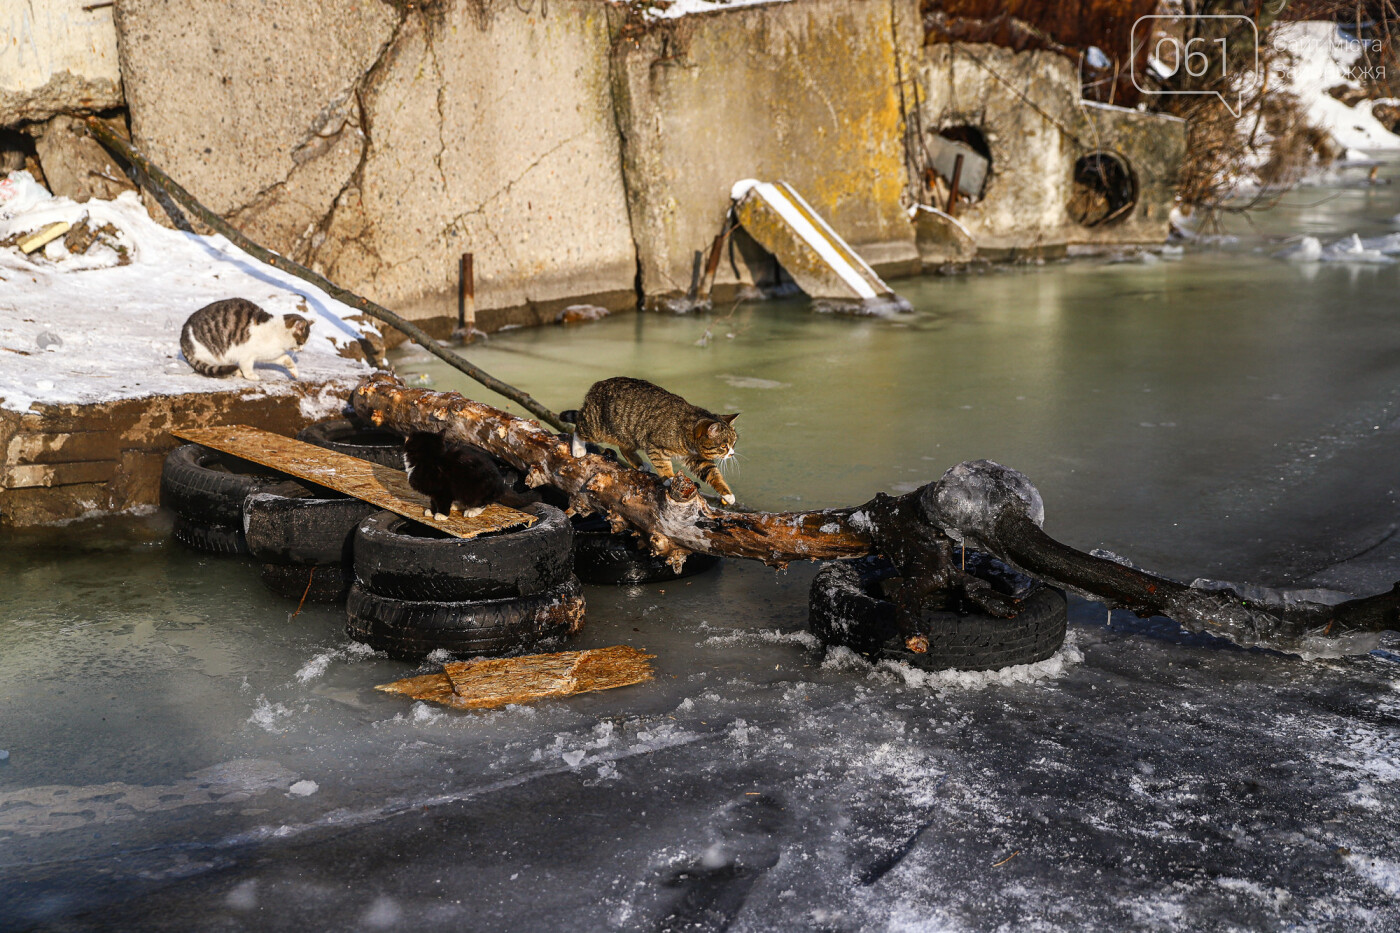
[705,420,726,439]
[722,413,739,425]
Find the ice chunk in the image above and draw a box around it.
[1277,236,1322,262]
[562,749,587,768]
[288,779,319,797]
[36,331,62,351]
[920,459,1045,548]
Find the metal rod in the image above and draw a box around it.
[458,252,475,339]
[947,153,964,217]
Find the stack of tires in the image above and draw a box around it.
[162,418,589,660]
[346,504,583,660]
[243,480,378,603]
[160,418,408,608]
[570,513,720,585]
[160,444,287,555]
[808,555,1067,672]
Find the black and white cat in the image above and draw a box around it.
[403,431,538,521]
[180,298,311,380]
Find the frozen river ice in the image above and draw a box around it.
[6,168,1400,930]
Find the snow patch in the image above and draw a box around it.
[1344,851,1400,897]
[821,633,1083,691]
[294,642,381,683]
[644,1,790,22]
[1272,23,1400,152]
[0,171,375,413]
[700,626,821,650]
[248,696,295,733]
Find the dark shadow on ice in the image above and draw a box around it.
[651,794,785,933]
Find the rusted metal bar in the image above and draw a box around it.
[947,153,964,217]
[457,252,476,340]
[696,221,733,302]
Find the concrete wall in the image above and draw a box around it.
[18,1,1183,333]
[312,1,637,328]
[915,42,1184,255]
[610,0,919,309]
[1,0,123,126]
[116,0,637,333]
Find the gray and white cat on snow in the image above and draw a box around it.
[180,298,311,381]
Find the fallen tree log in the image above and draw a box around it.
[352,373,1400,658]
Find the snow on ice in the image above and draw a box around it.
[0,171,376,413]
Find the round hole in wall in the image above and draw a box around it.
[1070,151,1137,227]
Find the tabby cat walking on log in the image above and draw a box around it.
[563,377,740,504]
[180,298,311,381]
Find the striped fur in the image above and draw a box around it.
[180,298,311,380]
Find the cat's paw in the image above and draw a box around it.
[286,366,299,380]
[433,512,450,521]
[569,434,586,458]
[463,506,485,518]
[241,371,261,382]
[721,493,736,505]
[422,507,433,517]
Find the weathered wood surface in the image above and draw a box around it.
[376,645,655,710]
[351,372,878,568]
[175,424,535,539]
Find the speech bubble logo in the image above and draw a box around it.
[1130,14,1259,118]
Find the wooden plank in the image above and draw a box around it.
[375,646,656,711]
[175,424,535,539]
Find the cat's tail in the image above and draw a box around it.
[558,410,580,425]
[499,487,541,509]
[180,326,238,378]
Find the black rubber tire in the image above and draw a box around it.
[243,480,378,566]
[353,504,573,601]
[571,514,719,585]
[172,516,247,556]
[809,557,1067,672]
[345,576,585,660]
[296,418,406,469]
[258,562,354,603]
[161,443,285,527]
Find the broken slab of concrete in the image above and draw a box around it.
[610,0,919,310]
[115,0,396,256]
[309,2,637,333]
[30,115,135,203]
[912,205,977,266]
[733,179,908,312]
[0,0,123,127]
[115,1,637,337]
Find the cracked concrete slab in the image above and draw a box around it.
[1,0,123,126]
[610,0,918,310]
[311,1,637,330]
[114,0,398,251]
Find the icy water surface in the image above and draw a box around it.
[6,168,1400,931]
